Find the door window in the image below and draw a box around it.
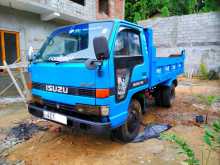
[128,32,142,56]
[114,29,142,57]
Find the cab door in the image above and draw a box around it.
[114,27,147,102]
[109,25,149,128]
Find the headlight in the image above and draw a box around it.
[100,106,109,116]
[31,95,43,105]
[75,104,109,116]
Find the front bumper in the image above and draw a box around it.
[28,104,111,127]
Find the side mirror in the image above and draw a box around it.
[93,36,109,60]
[28,46,34,61]
[181,49,185,55]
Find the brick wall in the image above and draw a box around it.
[96,0,124,20]
[139,12,220,74]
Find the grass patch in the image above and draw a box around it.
[195,94,220,106]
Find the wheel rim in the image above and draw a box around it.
[127,108,139,134]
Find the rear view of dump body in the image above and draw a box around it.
[144,28,185,88]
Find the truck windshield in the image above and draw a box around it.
[35,22,113,63]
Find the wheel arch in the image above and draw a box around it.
[173,79,178,87]
[161,78,178,87]
[131,90,146,114]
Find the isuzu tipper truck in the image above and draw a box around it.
[28,19,185,142]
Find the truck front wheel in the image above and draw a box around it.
[114,99,142,142]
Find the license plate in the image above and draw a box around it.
[43,111,67,125]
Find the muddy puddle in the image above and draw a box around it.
[0,122,47,165]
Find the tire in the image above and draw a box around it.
[161,84,175,107]
[155,87,162,106]
[114,99,142,142]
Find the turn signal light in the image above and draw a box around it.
[27,72,32,89]
[27,81,32,89]
[96,89,110,98]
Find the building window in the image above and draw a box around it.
[0,30,20,66]
[70,0,85,6]
[99,0,109,15]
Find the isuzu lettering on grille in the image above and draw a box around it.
[45,85,68,94]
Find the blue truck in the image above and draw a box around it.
[28,19,185,142]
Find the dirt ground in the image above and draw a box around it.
[0,79,220,165]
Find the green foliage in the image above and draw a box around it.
[161,6,170,17]
[203,120,220,165]
[161,120,220,165]
[208,70,219,80]
[168,0,197,15]
[201,0,220,12]
[198,63,219,80]
[196,94,220,106]
[161,133,200,165]
[199,63,208,80]
[125,0,220,22]
[204,120,220,150]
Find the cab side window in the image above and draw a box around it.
[114,29,142,57]
[128,32,141,56]
[114,31,129,56]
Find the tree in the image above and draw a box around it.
[125,0,220,22]
[201,0,220,12]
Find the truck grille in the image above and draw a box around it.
[32,82,96,97]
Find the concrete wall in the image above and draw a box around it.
[0,6,60,63]
[139,12,220,74]
[0,6,62,97]
[47,0,96,21]
[0,0,96,22]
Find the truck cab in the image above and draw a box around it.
[28,19,184,142]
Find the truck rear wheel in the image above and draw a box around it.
[155,87,162,106]
[161,84,175,107]
[114,99,142,142]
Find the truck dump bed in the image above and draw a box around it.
[144,28,185,88]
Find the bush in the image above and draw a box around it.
[125,0,220,22]
[208,70,219,80]
[199,63,208,80]
[161,6,170,16]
